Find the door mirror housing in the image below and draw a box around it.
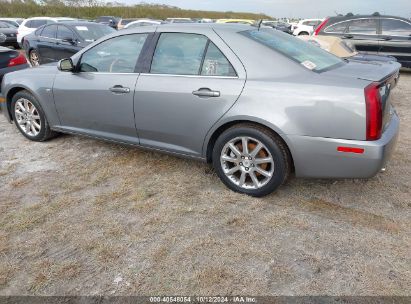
[58,58,74,72]
[62,37,75,44]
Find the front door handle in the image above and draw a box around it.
[192,88,220,98]
[343,34,354,39]
[109,85,130,94]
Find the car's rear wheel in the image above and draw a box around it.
[212,124,290,197]
[29,49,40,66]
[11,90,57,141]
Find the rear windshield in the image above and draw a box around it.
[242,29,344,72]
[74,24,115,42]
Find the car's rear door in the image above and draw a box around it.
[378,18,411,67]
[37,24,58,63]
[344,18,379,53]
[133,28,246,157]
[53,33,149,144]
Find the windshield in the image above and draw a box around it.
[0,21,13,28]
[242,28,344,72]
[74,24,116,42]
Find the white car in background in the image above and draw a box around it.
[292,18,324,35]
[17,17,76,45]
[123,19,163,29]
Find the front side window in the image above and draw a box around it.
[57,25,74,40]
[201,42,237,77]
[347,19,377,34]
[151,33,208,75]
[40,25,57,38]
[324,21,350,33]
[242,28,344,72]
[79,34,147,73]
[381,19,411,36]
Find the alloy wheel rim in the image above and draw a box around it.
[15,98,41,137]
[30,51,39,66]
[220,136,274,190]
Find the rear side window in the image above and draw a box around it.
[40,25,57,38]
[201,42,236,77]
[324,21,350,33]
[347,19,377,34]
[381,19,411,36]
[151,33,208,75]
[242,28,344,72]
[79,34,147,73]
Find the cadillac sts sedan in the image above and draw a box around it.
[0,24,400,197]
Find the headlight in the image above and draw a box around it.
[0,33,6,43]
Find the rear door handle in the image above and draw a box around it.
[109,85,130,94]
[192,88,220,98]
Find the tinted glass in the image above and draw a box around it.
[381,19,411,36]
[324,21,349,33]
[80,34,147,73]
[73,24,115,42]
[151,33,208,75]
[201,42,236,77]
[242,28,344,72]
[57,25,74,40]
[40,25,57,38]
[31,20,48,28]
[0,22,11,28]
[347,19,377,34]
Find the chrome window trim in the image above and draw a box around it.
[380,18,411,37]
[140,73,239,79]
[324,17,379,35]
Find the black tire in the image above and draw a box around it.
[212,123,291,197]
[29,49,40,66]
[11,90,57,142]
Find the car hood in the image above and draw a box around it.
[326,60,401,82]
[0,28,17,34]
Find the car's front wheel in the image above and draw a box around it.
[11,90,57,141]
[212,124,291,197]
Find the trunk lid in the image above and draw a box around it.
[325,60,401,138]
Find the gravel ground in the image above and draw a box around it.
[0,72,410,296]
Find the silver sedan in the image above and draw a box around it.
[0,24,400,196]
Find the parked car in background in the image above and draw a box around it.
[0,18,24,28]
[262,20,293,34]
[23,22,115,66]
[299,35,398,63]
[0,21,18,48]
[314,14,411,68]
[216,19,255,25]
[117,18,137,30]
[293,18,323,35]
[95,16,121,29]
[1,24,400,197]
[123,19,163,29]
[165,18,194,24]
[17,17,76,46]
[0,47,29,90]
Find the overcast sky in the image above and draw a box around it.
[129,0,410,18]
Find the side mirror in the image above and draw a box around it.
[57,58,74,72]
[62,37,75,44]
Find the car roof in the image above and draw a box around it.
[59,21,102,26]
[327,14,411,22]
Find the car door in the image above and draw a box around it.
[344,18,379,53]
[378,18,411,67]
[37,24,57,63]
[54,25,81,61]
[134,29,246,157]
[53,33,149,144]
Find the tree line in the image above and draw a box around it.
[0,0,271,20]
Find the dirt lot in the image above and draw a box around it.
[0,73,410,296]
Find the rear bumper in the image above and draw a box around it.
[287,112,400,178]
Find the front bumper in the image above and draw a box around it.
[286,112,400,178]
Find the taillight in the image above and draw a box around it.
[365,82,382,141]
[314,18,329,35]
[8,53,27,67]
